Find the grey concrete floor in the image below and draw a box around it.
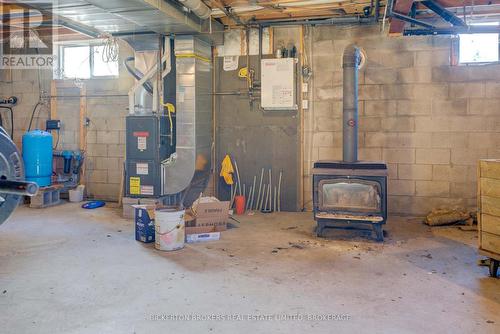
[0,202,499,334]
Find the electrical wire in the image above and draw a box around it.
[33,99,47,131]
[27,101,42,132]
[28,48,49,135]
[54,129,60,150]
[101,35,119,63]
[0,106,14,139]
[160,97,176,146]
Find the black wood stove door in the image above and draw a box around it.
[318,179,381,213]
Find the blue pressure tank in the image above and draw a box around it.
[22,130,53,187]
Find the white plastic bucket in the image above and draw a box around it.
[69,185,85,202]
[154,208,185,251]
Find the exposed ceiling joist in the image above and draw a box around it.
[391,1,500,34]
[421,0,467,27]
[389,0,415,34]
[5,0,500,40]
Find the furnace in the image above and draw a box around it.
[312,45,388,241]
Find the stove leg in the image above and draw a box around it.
[316,221,325,238]
[489,259,499,278]
[373,224,384,242]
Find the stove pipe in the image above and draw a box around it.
[342,45,361,163]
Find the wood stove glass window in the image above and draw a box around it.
[319,179,381,213]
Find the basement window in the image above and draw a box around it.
[458,22,500,64]
[58,44,119,79]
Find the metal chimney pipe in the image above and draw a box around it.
[342,45,361,163]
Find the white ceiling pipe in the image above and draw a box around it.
[177,0,212,19]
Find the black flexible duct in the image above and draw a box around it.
[124,56,154,95]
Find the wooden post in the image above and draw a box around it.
[50,80,58,148]
[79,84,87,152]
[50,80,57,120]
[268,27,274,55]
[50,80,87,186]
[298,25,305,211]
[79,84,87,187]
[212,45,217,197]
[240,29,246,56]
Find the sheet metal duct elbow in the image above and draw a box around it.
[162,36,212,196]
[176,0,212,19]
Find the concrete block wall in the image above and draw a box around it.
[0,40,133,201]
[305,25,499,215]
[0,68,52,148]
[59,40,134,200]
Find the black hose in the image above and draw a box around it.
[0,106,14,139]
[123,56,154,95]
[27,102,41,132]
[54,129,60,150]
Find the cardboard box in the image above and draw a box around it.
[122,197,139,219]
[123,197,162,219]
[185,225,226,235]
[133,205,156,243]
[186,232,221,243]
[192,199,229,217]
[139,198,162,205]
[186,197,230,235]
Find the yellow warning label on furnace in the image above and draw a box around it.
[130,177,141,195]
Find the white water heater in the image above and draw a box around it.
[260,58,297,111]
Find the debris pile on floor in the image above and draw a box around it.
[424,208,476,227]
[133,196,230,251]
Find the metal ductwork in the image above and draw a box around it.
[123,35,211,204]
[124,56,154,94]
[25,0,223,42]
[178,0,211,19]
[342,44,361,163]
[161,35,212,197]
[124,55,155,113]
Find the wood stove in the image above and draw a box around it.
[312,45,388,241]
[313,161,387,241]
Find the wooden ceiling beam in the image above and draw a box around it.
[235,7,360,18]
[218,11,351,25]
[212,1,373,21]
[210,0,248,25]
[257,0,361,5]
[209,0,392,27]
[388,1,500,35]
[389,0,415,35]
[435,0,500,7]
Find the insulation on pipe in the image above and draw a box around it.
[260,184,267,211]
[249,175,256,210]
[256,168,264,210]
[277,170,282,212]
[176,0,212,19]
[268,169,272,211]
